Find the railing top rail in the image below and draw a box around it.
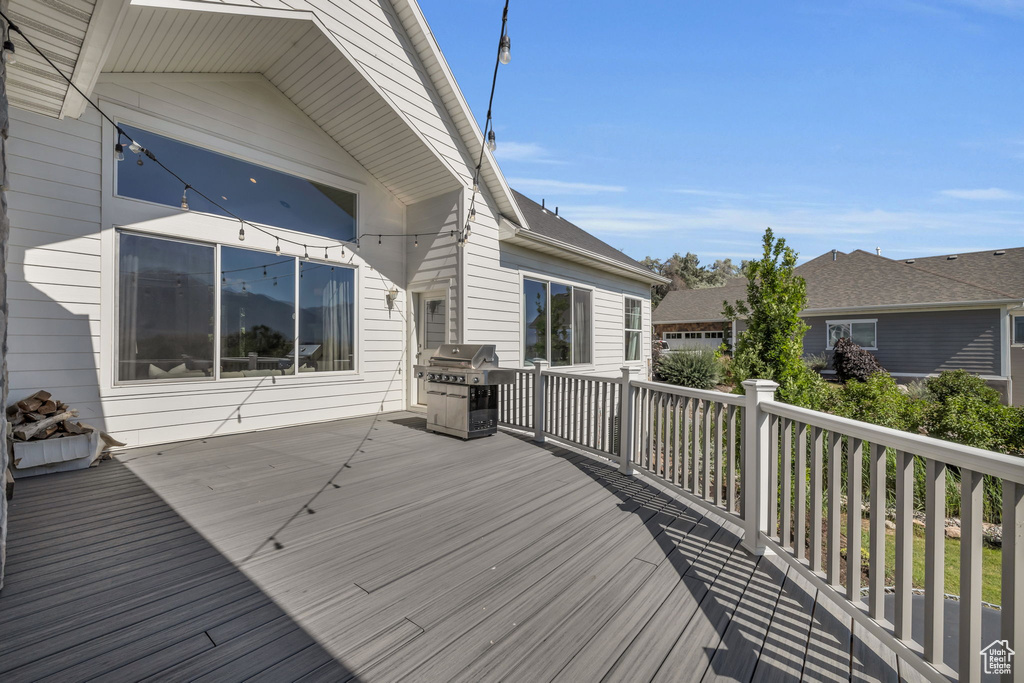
[628,379,745,407]
[763,399,1024,484]
[541,369,621,383]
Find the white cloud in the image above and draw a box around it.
[493,142,563,164]
[508,178,626,195]
[940,187,1022,200]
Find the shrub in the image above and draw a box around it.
[925,369,1001,406]
[656,347,722,390]
[831,337,885,383]
[831,373,923,433]
[904,379,930,402]
[804,352,828,372]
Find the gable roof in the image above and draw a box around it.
[651,280,747,323]
[653,248,1023,323]
[506,190,668,285]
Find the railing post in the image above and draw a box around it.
[618,365,639,475]
[531,359,548,443]
[741,378,779,555]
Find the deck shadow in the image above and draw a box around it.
[0,460,360,682]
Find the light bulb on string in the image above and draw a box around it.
[341,245,345,258]
[180,185,189,211]
[238,224,246,241]
[3,39,17,65]
[378,235,382,245]
[486,130,496,152]
[472,182,479,195]
[303,245,309,260]
[499,35,511,65]
[324,246,329,260]
[414,236,418,248]
[114,143,124,162]
[275,238,281,254]
[469,205,476,222]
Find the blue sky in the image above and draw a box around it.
[418,0,1024,264]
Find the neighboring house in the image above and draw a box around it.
[2,0,665,447]
[653,249,1024,404]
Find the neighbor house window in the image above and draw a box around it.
[827,319,877,349]
[1015,317,1024,345]
[118,232,356,382]
[625,297,643,361]
[116,123,356,242]
[523,278,592,366]
[663,332,684,340]
[118,233,215,382]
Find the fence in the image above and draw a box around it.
[499,367,1024,683]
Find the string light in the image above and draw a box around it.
[486,130,496,152]
[180,185,190,211]
[275,238,281,254]
[238,224,245,241]
[3,36,16,65]
[324,246,329,259]
[378,235,382,245]
[469,206,476,222]
[499,35,511,65]
[303,245,309,260]
[414,237,418,248]
[114,143,124,162]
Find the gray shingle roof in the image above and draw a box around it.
[511,190,652,273]
[653,248,1022,323]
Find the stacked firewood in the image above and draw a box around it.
[7,390,93,441]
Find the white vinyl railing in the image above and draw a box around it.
[499,368,1024,683]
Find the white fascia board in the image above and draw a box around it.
[503,222,668,286]
[392,0,528,228]
[60,0,132,119]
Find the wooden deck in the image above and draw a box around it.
[0,411,918,682]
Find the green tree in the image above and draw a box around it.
[643,252,743,306]
[723,228,813,405]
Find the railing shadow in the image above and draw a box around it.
[0,460,360,682]
[498,429,836,682]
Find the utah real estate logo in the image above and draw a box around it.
[981,639,1014,676]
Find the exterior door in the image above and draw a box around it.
[416,292,447,405]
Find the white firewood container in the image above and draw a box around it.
[11,432,103,479]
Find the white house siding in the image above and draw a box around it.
[6,74,411,447]
[465,194,652,375]
[405,189,459,345]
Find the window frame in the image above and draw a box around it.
[520,274,595,368]
[624,295,644,363]
[825,318,878,351]
[114,229,359,386]
[1013,316,1024,346]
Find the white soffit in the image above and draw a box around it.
[4,0,99,117]
[100,4,460,204]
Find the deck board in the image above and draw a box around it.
[0,411,914,682]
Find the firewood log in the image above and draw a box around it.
[37,400,57,415]
[13,410,77,441]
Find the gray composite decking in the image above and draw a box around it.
[0,411,920,682]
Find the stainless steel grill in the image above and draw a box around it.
[414,344,514,439]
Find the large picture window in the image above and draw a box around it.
[827,319,877,350]
[118,232,356,383]
[118,233,215,382]
[523,278,592,366]
[625,297,643,361]
[116,123,356,242]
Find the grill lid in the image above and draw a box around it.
[428,344,499,369]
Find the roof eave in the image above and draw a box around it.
[502,220,669,285]
[802,298,1024,316]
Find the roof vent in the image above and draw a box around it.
[905,259,915,264]
[832,249,837,261]
[541,198,545,209]
[555,206,559,217]
[995,250,1006,255]
[875,247,881,256]
[947,255,958,260]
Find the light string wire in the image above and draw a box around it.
[0,7,455,255]
[461,0,510,248]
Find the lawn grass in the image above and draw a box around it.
[859,521,1003,605]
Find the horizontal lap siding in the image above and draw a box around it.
[465,199,651,376]
[7,74,410,447]
[804,309,1001,376]
[406,190,459,343]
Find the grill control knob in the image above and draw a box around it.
[473,377,480,383]
[459,376,466,383]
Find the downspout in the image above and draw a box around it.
[1005,303,1024,406]
[0,0,9,590]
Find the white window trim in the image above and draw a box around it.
[1013,315,1024,346]
[624,295,644,363]
[114,229,360,387]
[520,272,595,368]
[825,318,878,351]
